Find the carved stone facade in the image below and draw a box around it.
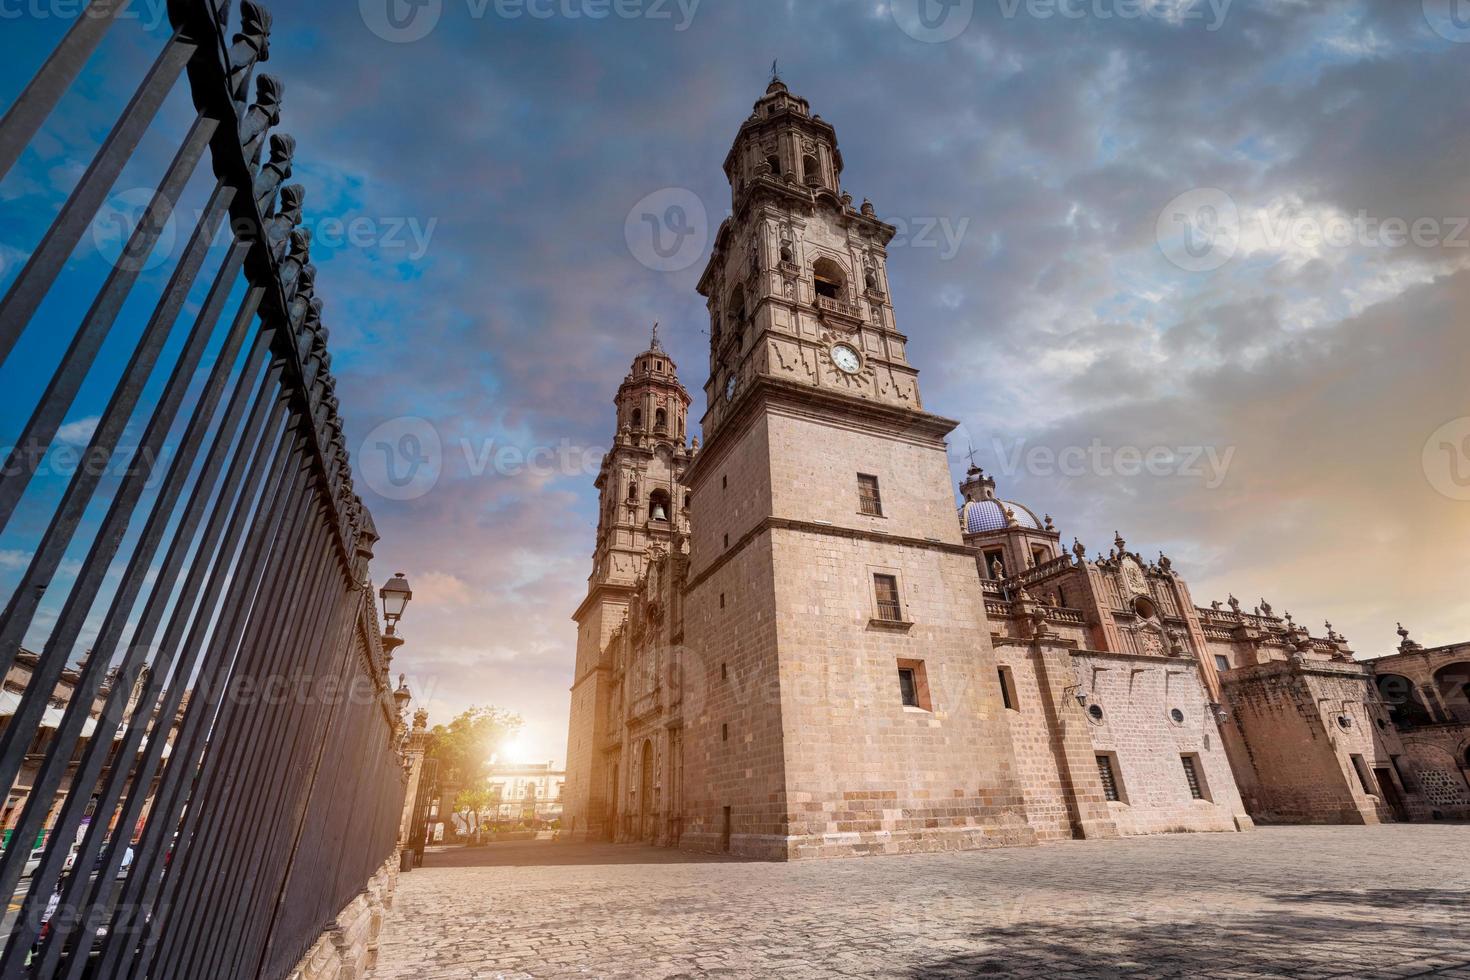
[563,333,694,843]
[564,80,1457,860]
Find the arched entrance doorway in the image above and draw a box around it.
[639,740,656,842]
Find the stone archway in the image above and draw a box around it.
[639,739,656,842]
[1432,661,1470,724]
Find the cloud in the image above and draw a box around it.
[4,0,1463,767]
[54,416,100,445]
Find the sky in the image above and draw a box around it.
[1,0,1468,767]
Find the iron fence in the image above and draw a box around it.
[0,0,409,975]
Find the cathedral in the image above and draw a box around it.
[563,79,1470,859]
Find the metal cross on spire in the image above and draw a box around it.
[771,59,781,83]
[650,322,661,350]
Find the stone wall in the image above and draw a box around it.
[1221,660,1418,824]
[1073,650,1248,835]
[290,855,399,980]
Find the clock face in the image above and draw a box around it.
[724,374,737,401]
[831,343,861,375]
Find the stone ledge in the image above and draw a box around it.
[289,854,400,980]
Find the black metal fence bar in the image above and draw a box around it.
[0,191,240,808]
[0,32,199,369]
[9,287,263,978]
[0,0,126,180]
[152,484,335,973]
[0,235,251,923]
[0,0,410,975]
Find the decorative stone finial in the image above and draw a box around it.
[1227,594,1241,615]
[1071,538,1087,563]
[1259,598,1273,618]
[1113,530,1126,553]
[1044,514,1055,532]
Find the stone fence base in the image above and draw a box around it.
[289,853,400,980]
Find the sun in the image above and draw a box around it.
[497,735,531,765]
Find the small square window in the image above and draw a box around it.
[720,593,726,609]
[724,533,730,549]
[857,474,883,516]
[721,663,728,681]
[722,723,729,742]
[873,574,902,622]
[1214,655,1230,673]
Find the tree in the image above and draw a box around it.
[426,706,520,843]
[452,785,496,845]
[426,706,521,787]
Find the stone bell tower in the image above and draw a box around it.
[679,78,1034,859]
[564,329,693,841]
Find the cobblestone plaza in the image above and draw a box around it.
[371,826,1469,979]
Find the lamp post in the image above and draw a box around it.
[379,571,413,655]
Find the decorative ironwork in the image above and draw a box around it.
[0,2,408,976]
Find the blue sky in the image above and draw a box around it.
[2,0,1469,765]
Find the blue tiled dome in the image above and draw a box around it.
[960,498,1041,534]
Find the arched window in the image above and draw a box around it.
[654,408,667,432]
[648,490,671,522]
[1376,673,1433,727]
[728,284,746,323]
[627,481,637,503]
[802,154,820,187]
[631,408,642,429]
[779,243,794,265]
[1433,662,1470,724]
[766,154,781,177]
[812,257,845,300]
[865,267,879,292]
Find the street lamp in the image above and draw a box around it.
[381,572,413,627]
[380,572,412,654]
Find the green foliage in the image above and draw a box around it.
[426,705,521,787]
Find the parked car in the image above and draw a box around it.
[21,846,43,879]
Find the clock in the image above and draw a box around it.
[724,374,737,401]
[831,343,861,375]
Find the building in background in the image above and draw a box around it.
[486,763,565,826]
[1,649,181,851]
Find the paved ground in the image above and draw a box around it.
[371,825,1470,979]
